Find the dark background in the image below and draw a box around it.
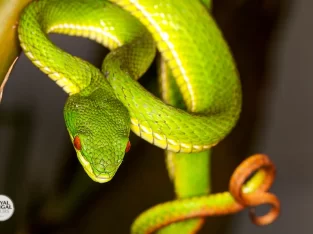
[0,0,311,233]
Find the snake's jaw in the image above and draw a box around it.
[71,135,126,183]
[75,149,118,183]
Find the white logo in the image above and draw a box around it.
[0,195,14,221]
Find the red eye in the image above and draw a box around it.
[73,136,82,150]
[125,141,131,153]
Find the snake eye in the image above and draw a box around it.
[73,136,82,150]
[125,141,131,153]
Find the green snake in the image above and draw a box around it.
[18,0,280,233]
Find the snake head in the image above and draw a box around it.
[64,88,131,183]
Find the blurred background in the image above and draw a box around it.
[0,0,311,233]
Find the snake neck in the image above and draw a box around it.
[18,0,149,97]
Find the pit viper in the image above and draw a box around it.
[18,0,280,233]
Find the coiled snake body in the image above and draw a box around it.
[18,0,280,233]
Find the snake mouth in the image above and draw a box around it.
[84,166,113,183]
[76,151,113,183]
[95,175,112,183]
